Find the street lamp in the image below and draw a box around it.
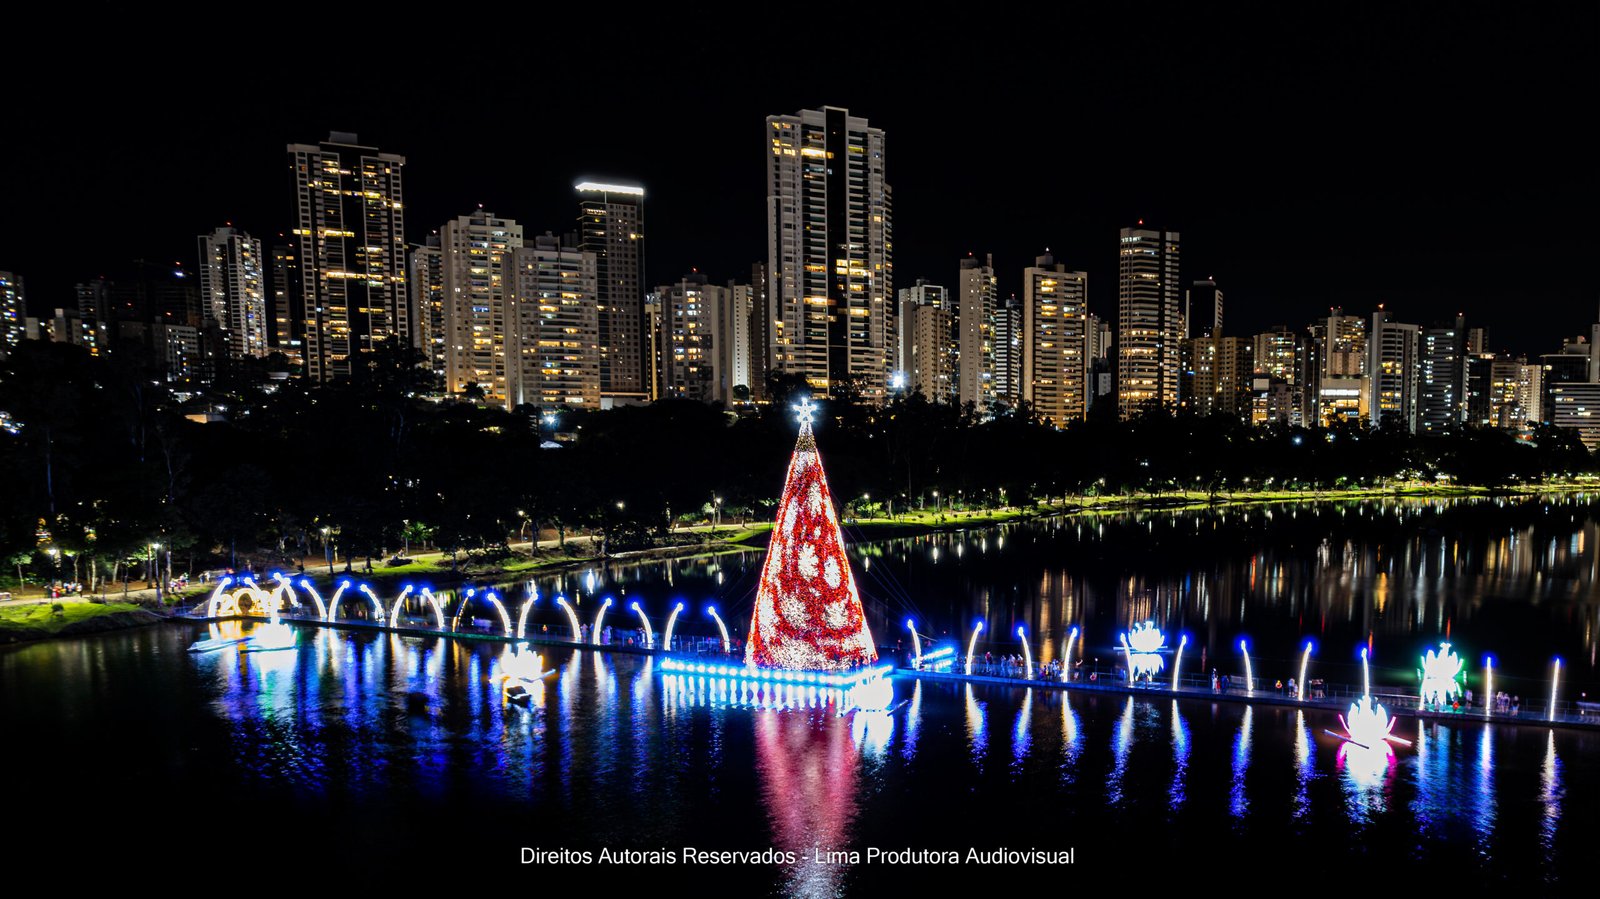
[47,547,60,595]
[712,495,722,530]
[321,526,333,576]
[933,490,940,514]
[148,542,161,599]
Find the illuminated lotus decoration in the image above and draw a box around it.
[1418,642,1464,707]
[1333,649,1411,753]
[1340,695,1397,748]
[1123,621,1166,678]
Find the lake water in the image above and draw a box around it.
[2,495,1596,891]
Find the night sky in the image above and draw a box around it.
[6,7,1595,356]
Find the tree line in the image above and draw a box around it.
[1,339,1592,591]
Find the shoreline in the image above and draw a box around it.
[5,482,1592,645]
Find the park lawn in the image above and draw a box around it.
[0,600,145,636]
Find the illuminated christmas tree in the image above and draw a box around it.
[745,400,878,670]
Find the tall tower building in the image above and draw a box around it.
[897,280,956,403]
[748,261,770,400]
[655,274,756,406]
[577,182,647,404]
[957,253,998,411]
[1252,327,1298,382]
[1315,309,1367,424]
[1187,336,1253,419]
[0,271,23,358]
[1367,307,1421,432]
[1117,226,1182,417]
[1186,278,1222,338]
[409,234,445,379]
[717,280,757,404]
[657,272,717,403]
[197,226,269,359]
[287,133,408,382]
[441,210,523,406]
[766,106,893,401]
[506,234,600,411]
[269,241,304,366]
[1419,314,1467,432]
[993,296,1024,410]
[1021,255,1089,427]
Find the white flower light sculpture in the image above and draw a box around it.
[1334,648,1412,751]
[1126,621,1165,679]
[1419,642,1464,707]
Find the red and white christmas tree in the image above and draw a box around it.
[745,400,878,670]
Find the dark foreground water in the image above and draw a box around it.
[2,622,1595,892]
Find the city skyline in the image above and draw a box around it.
[3,9,1595,359]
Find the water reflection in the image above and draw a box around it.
[7,622,1594,889]
[965,685,987,769]
[1292,710,1313,822]
[755,709,859,899]
[1540,730,1562,868]
[1012,688,1033,767]
[1230,704,1252,821]
[1060,699,1082,786]
[1107,697,1134,807]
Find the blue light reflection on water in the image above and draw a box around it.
[2,622,1595,888]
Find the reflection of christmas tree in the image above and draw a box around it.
[745,401,878,670]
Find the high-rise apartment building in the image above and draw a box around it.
[767,106,893,401]
[506,235,600,411]
[1316,309,1367,424]
[441,210,523,406]
[1367,308,1421,432]
[1021,255,1089,427]
[993,296,1023,410]
[287,133,408,382]
[1186,278,1222,338]
[269,241,303,366]
[957,253,998,411]
[0,271,23,358]
[1419,315,1467,431]
[897,280,956,403]
[1117,227,1182,417]
[748,261,770,400]
[409,234,445,379]
[658,272,753,405]
[1187,336,1252,419]
[577,182,648,404]
[1488,358,1541,429]
[197,226,269,359]
[1252,328,1297,383]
